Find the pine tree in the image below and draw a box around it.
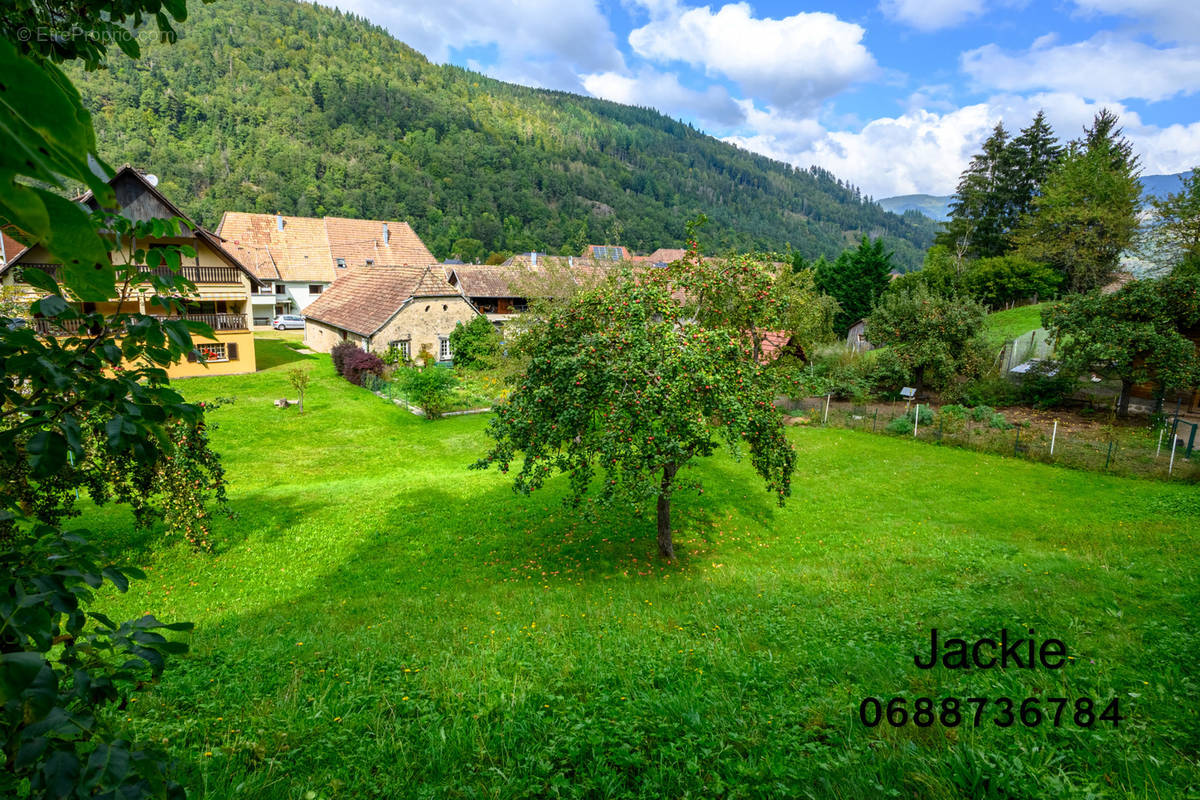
[1009,111,1062,221]
[936,123,1021,260]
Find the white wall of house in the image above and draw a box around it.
[252,281,331,326]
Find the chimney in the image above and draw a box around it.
[531,251,537,267]
[382,222,389,244]
[276,214,284,231]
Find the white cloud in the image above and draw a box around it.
[725,104,997,198]
[626,2,877,113]
[962,33,1200,102]
[721,91,1200,198]
[581,68,745,127]
[321,0,623,91]
[1071,1,1200,43]
[879,0,986,32]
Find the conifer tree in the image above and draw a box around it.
[815,236,894,334]
[1009,111,1062,220]
[1016,110,1142,293]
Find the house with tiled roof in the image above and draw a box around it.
[447,257,625,331]
[215,212,435,326]
[302,265,478,363]
[1,167,259,377]
[585,244,630,262]
[632,248,687,267]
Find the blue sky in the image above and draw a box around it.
[331,0,1200,197]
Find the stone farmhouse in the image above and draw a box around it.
[302,265,477,363]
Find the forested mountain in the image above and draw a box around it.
[68,0,936,267]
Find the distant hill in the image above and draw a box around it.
[879,171,1194,224]
[66,0,937,268]
[1140,171,1194,201]
[876,194,953,222]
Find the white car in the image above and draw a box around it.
[272,314,304,330]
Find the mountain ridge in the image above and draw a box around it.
[879,171,1195,223]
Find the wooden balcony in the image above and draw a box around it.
[33,313,248,336]
[20,263,243,284]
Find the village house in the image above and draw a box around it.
[302,265,477,363]
[215,212,435,327]
[1,166,259,377]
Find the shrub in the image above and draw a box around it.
[960,376,1017,407]
[988,411,1014,430]
[939,404,967,420]
[969,405,995,422]
[330,340,359,376]
[1017,361,1078,409]
[381,344,407,366]
[449,315,503,370]
[886,405,934,433]
[866,349,909,397]
[400,366,457,419]
[342,349,385,386]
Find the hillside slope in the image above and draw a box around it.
[70,0,935,266]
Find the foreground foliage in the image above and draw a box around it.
[2,7,205,795]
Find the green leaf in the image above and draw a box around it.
[20,266,62,296]
[27,429,68,475]
[32,294,69,318]
[0,652,46,702]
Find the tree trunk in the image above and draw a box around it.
[1118,378,1132,417]
[656,462,677,560]
[914,365,925,398]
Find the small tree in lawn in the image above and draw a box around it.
[473,272,796,560]
[289,367,310,413]
[1043,275,1200,415]
[866,285,988,396]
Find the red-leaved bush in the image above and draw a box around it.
[342,348,385,385]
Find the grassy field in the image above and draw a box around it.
[80,340,1200,799]
[984,303,1050,346]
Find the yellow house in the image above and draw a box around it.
[0,167,259,377]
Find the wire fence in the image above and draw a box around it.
[780,396,1200,483]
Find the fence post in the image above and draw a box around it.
[913,404,919,437]
[1014,427,1021,457]
[1169,433,1179,476]
[873,409,878,433]
[937,418,943,443]
[1156,427,1164,459]
[1051,419,1058,456]
[824,394,830,425]
[1104,440,1114,471]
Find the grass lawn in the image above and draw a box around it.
[984,303,1051,346]
[81,350,1200,799]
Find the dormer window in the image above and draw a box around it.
[365,258,374,266]
[336,258,346,268]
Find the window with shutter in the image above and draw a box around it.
[227,342,239,361]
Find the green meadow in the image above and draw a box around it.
[82,338,1200,799]
[983,303,1051,346]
